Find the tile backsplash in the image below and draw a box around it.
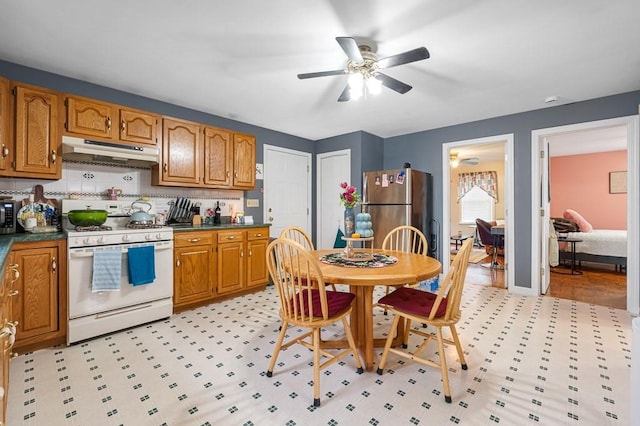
[0,160,244,218]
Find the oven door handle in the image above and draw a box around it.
[69,243,173,258]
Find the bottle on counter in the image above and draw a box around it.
[214,201,221,224]
[24,194,37,230]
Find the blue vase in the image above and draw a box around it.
[344,207,355,238]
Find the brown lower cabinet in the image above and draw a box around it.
[10,239,67,353]
[173,227,269,312]
[0,261,19,425]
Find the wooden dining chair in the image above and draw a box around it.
[380,225,429,313]
[279,226,336,291]
[376,237,473,403]
[265,238,363,407]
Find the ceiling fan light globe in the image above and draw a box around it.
[367,77,382,95]
[349,88,363,100]
[348,72,364,89]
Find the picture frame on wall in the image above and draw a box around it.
[609,171,627,194]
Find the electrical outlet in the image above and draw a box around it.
[246,199,259,208]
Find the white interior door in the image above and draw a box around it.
[540,140,551,294]
[317,149,351,249]
[263,145,312,239]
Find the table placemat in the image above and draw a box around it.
[319,252,398,268]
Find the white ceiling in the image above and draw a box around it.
[1,1,639,141]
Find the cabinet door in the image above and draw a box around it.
[13,85,60,177]
[174,245,212,306]
[217,242,244,294]
[0,77,10,173]
[65,96,116,140]
[11,246,58,341]
[119,108,158,146]
[203,126,232,187]
[247,238,269,287]
[161,118,201,185]
[232,133,256,189]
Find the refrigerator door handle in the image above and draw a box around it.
[362,174,368,205]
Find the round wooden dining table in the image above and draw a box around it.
[312,249,442,371]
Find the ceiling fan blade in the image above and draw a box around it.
[377,47,430,69]
[337,84,351,102]
[377,73,412,94]
[336,37,363,63]
[297,69,346,79]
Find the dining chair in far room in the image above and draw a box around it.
[376,237,473,403]
[380,225,429,313]
[265,238,363,407]
[279,226,336,291]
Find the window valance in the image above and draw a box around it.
[457,171,498,202]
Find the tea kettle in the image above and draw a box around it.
[130,200,154,224]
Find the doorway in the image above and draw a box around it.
[442,134,515,291]
[316,149,351,249]
[263,144,312,239]
[530,116,639,314]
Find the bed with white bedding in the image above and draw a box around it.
[558,229,627,268]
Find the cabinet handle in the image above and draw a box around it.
[52,257,57,273]
[51,150,57,164]
[8,290,18,298]
[188,238,201,243]
[1,144,8,158]
[240,249,243,258]
[106,116,112,130]
[235,171,238,178]
[9,263,19,283]
[227,235,235,240]
[176,258,180,267]
[163,163,168,173]
[255,233,262,237]
[121,119,126,132]
[249,249,252,256]
[226,171,230,177]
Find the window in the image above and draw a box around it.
[460,186,494,224]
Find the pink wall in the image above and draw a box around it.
[550,150,626,229]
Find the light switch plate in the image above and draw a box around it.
[246,199,259,208]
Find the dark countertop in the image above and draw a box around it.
[0,231,67,274]
[169,223,271,232]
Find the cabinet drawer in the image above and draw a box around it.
[217,230,244,243]
[247,228,268,241]
[174,231,213,247]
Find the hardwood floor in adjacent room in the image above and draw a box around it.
[453,246,626,310]
[548,262,627,309]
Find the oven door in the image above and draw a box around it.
[68,240,173,320]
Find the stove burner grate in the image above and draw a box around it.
[75,225,113,232]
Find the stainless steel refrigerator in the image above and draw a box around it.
[361,168,434,256]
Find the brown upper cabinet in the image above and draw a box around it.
[11,83,61,179]
[64,95,158,146]
[0,77,10,173]
[153,119,256,190]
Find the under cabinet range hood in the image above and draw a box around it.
[62,136,159,166]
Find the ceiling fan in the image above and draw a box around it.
[297,37,429,102]
[450,152,479,167]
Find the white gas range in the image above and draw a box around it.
[61,199,174,344]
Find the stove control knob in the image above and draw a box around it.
[122,235,130,242]
[97,237,105,244]
[83,237,92,245]
[145,234,152,241]
[156,233,162,240]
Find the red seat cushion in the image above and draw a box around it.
[378,287,447,318]
[295,289,355,317]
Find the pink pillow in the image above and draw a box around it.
[563,209,593,232]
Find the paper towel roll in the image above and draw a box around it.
[631,318,640,425]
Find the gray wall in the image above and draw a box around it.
[385,91,640,288]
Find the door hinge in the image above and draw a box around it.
[540,209,545,217]
[539,150,545,159]
[540,267,545,276]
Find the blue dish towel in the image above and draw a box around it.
[128,245,156,286]
[92,249,122,292]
